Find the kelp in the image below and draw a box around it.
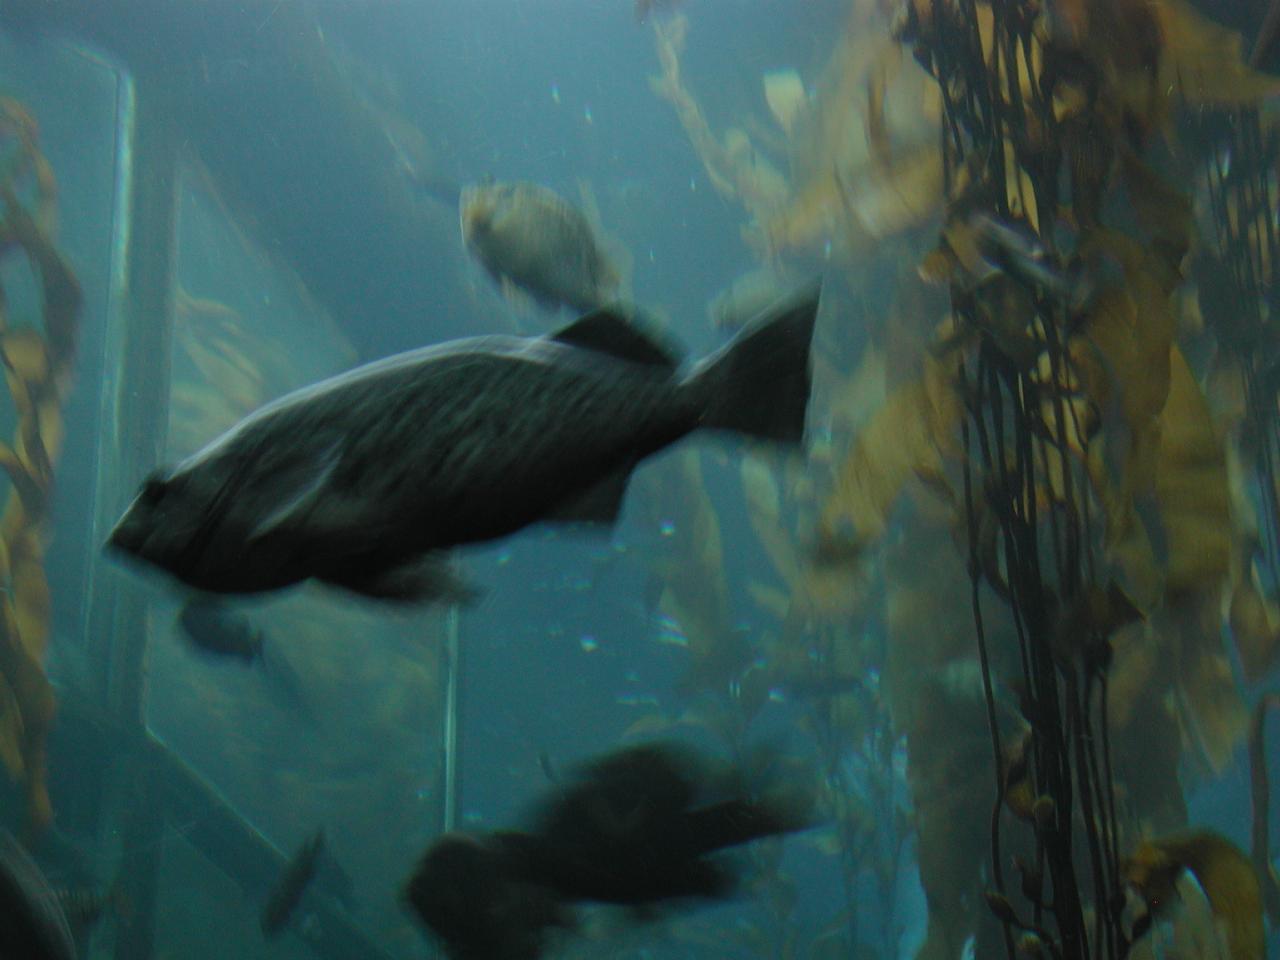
[650,1,943,266]
[827,0,1280,956]
[645,2,1274,957]
[1123,830,1263,960]
[1194,88,1280,685]
[0,97,81,832]
[820,348,962,551]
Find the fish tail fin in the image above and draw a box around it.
[684,281,820,444]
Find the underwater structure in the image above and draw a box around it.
[0,15,464,960]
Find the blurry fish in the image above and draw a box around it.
[706,267,793,332]
[965,213,1096,313]
[261,829,325,940]
[108,287,821,605]
[405,835,570,960]
[0,830,76,960]
[460,180,620,313]
[404,742,811,959]
[178,598,265,662]
[176,599,311,716]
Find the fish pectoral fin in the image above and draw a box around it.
[319,554,480,606]
[549,309,681,368]
[248,447,363,543]
[546,467,634,527]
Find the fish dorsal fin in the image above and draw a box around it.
[549,309,681,368]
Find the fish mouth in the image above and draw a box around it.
[104,510,148,559]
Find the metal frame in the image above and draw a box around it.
[63,50,460,960]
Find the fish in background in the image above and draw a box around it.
[107,286,821,606]
[261,829,326,940]
[459,180,621,314]
[403,742,812,960]
[0,829,77,960]
[176,599,311,716]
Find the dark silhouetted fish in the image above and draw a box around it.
[0,830,76,960]
[460,180,620,313]
[178,598,265,663]
[176,599,311,715]
[261,829,325,940]
[404,742,810,959]
[107,286,820,605]
[404,835,570,960]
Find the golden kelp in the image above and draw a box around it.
[650,2,942,264]
[0,98,82,832]
[875,0,1278,953]
[820,350,961,552]
[1123,829,1264,960]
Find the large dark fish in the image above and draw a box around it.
[404,742,810,960]
[107,287,820,604]
[460,180,620,313]
[0,830,76,960]
[261,829,325,939]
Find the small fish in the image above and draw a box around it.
[460,180,620,313]
[404,742,811,959]
[178,598,263,662]
[261,829,325,940]
[0,830,76,960]
[108,287,820,605]
[176,599,311,715]
[967,213,1095,312]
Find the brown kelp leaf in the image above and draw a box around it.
[8,543,50,659]
[1122,829,1264,960]
[741,455,799,588]
[1175,640,1247,776]
[0,671,25,777]
[1051,581,1143,667]
[1119,149,1191,278]
[1155,347,1231,598]
[820,354,961,551]
[1227,568,1280,682]
[0,329,50,384]
[1150,0,1280,108]
[747,581,791,621]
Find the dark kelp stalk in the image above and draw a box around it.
[895,0,1277,957]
